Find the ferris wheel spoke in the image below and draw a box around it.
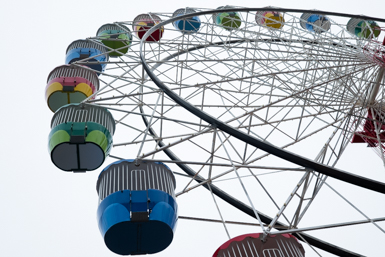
[113,131,210,147]
[240,116,345,165]
[264,170,312,235]
[324,181,385,234]
[82,65,149,101]
[215,131,269,232]
[224,63,375,129]
[268,216,385,236]
[238,108,351,127]
[208,183,231,239]
[246,167,293,225]
[182,62,371,94]
[188,138,245,165]
[283,116,356,225]
[138,127,214,159]
[135,93,163,159]
[177,215,286,228]
[113,120,148,140]
[225,107,346,164]
[106,105,210,129]
[139,159,306,172]
[93,81,143,97]
[295,172,328,224]
[90,89,163,103]
[290,172,317,227]
[221,90,349,147]
[273,62,371,98]
[168,61,372,118]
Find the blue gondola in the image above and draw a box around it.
[65,39,109,74]
[300,13,331,33]
[96,160,178,255]
[172,8,201,33]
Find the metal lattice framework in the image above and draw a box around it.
[71,7,385,256]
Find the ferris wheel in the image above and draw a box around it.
[45,7,385,257]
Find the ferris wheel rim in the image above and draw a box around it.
[68,8,385,256]
[118,8,385,256]
[147,7,385,23]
